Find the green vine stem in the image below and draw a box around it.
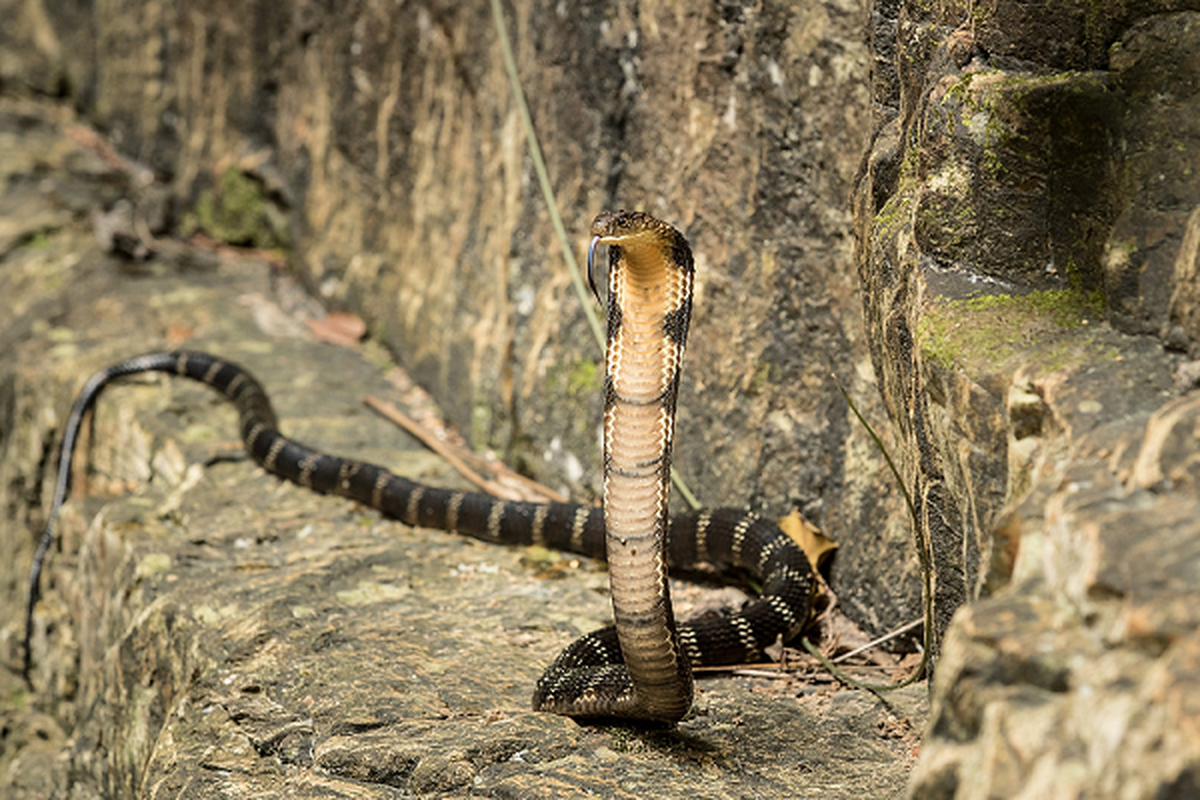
[489,0,699,509]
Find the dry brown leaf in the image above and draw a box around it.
[777,509,838,573]
[166,325,194,345]
[307,311,367,346]
[363,395,570,504]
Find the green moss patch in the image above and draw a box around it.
[566,359,601,395]
[918,288,1111,373]
[181,166,288,250]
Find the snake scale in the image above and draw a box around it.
[25,211,815,724]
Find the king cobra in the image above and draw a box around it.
[24,210,815,724]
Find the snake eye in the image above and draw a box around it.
[586,235,603,306]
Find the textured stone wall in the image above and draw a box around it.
[856,0,1200,793]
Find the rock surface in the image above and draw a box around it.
[856,2,1200,796]
[0,96,924,797]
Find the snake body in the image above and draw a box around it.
[25,211,815,724]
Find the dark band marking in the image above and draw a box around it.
[662,299,692,345]
[298,453,319,488]
[731,514,755,560]
[694,510,713,563]
[263,437,287,471]
[369,471,388,512]
[569,505,590,553]
[203,359,223,385]
[608,391,669,407]
[531,504,550,547]
[244,422,267,451]
[337,460,357,492]
[446,491,464,533]
[406,485,425,527]
[486,499,505,542]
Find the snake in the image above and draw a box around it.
[24,210,815,724]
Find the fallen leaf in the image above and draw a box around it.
[166,325,195,345]
[778,509,838,573]
[307,311,367,346]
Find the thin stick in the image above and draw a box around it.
[498,468,573,504]
[692,661,904,677]
[487,0,603,349]
[363,395,569,504]
[488,0,701,511]
[728,669,796,680]
[798,374,932,693]
[830,617,924,665]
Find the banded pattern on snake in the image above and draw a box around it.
[24,211,815,724]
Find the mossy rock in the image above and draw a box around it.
[917,287,1112,373]
[181,167,288,251]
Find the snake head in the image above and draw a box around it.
[587,210,693,307]
[590,209,674,243]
